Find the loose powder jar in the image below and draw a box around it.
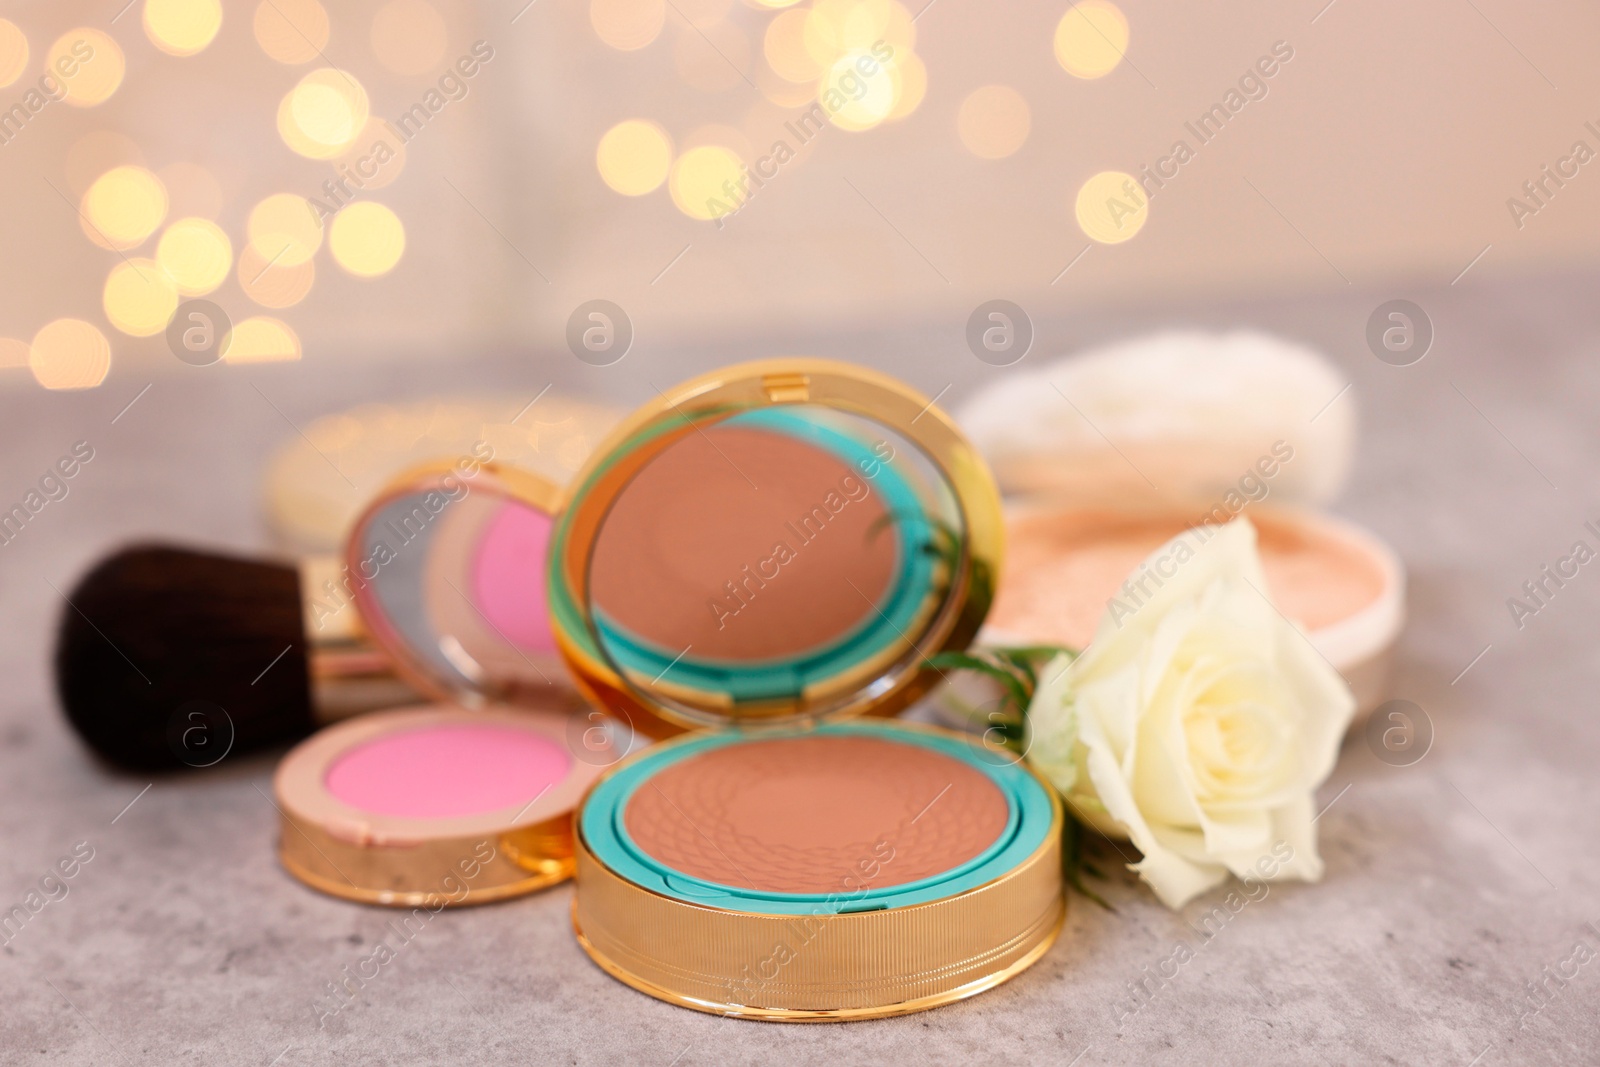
[549,360,1065,1020]
[951,332,1404,720]
[985,502,1404,714]
[273,463,616,906]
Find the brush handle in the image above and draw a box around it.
[308,646,424,725]
[298,556,427,722]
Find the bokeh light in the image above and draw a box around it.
[157,218,232,295]
[66,131,144,195]
[597,120,672,196]
[30,320,110,390]
[0,20,28,89]
[278,68,369,158]
[1075,169,1147,244]
[805,0,914,66]
[329,202,405,277]
[225,317,301,363]
[157,161,224,219]
[238,246,316,308]
[0,338,30,369]
[81,166,168,251]
[823,51,896,132]
[371,0,447,76]
[758,65,819,109]
[669,145,744,221]
[591,0,665,51]
[334,119,407,190]
[254,0,330,65]
[103,259,180,338]
[143,0,223,57]
[764,9,823,83]
[248,193,323,267]
[885,50,926,120]
[49,30,125,108]
[957,85,1031,159]
[1055,0,1128,80]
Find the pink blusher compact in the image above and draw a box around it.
[273,461,618,907]
[275,706,612,907]
[323,722,571,820]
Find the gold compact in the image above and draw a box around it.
[273,462,618,907]
[549,359,1064,1020]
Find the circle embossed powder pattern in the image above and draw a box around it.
[623,734,1010,894]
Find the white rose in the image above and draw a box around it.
[1025,517,1354,909]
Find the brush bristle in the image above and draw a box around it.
[54,544,316,770]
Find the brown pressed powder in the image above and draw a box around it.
[991,507,1387,648]
[588,424,895,661]
[623,734,1009,894]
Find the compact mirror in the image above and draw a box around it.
[346,463,567,705]
[549,361,1001,730]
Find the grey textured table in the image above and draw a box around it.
[3,269,1598,1066]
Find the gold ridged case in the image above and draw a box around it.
[571,759,1064,1021]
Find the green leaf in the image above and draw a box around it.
[1060,816,1116,911]
[1000,645,1077,663]
[923,651,1029,710]
[991,649,1038,692]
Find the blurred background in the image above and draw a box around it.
[2,0,1595,385]
[2,0,1595,609]
[0,0,1594,610]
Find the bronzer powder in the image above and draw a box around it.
[559,361,1062,1019]
[588,423,896,662]
[991,507,1387,648]
[622,733,1009,894]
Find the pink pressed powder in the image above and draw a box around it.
[471,503,556,654]
[324,723,571,820]
[624,734,1008,894]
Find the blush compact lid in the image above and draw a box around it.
[277,464,616,907]
[546,359,1004,732]
[346,460,569,707]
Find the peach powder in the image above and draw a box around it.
[624,734,1009,894]
[990,508,1386,648]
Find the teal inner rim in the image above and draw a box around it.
[586,408,943,703]
[580,721,1054,915]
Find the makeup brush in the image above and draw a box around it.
[54,544,419,770]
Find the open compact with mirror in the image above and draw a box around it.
[272,462,618,907]
[549,360,1065,1021]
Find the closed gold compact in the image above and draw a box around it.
[273,462,618,907]
[549,359,1065,1020]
